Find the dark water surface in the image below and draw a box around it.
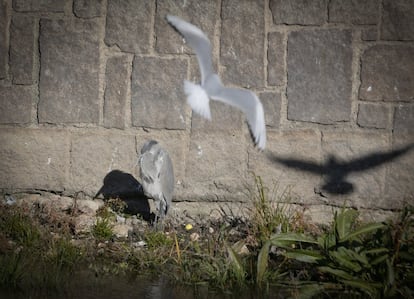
[0,275,288,299]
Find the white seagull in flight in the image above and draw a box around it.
[167,15,266,150]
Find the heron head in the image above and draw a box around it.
[141,140,158,154]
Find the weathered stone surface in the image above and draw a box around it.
[0,85,33,124]
[70,132,137,196]
[249,130,322,202]
[384,136,414,207]
[381,0,414,41]
[38,18,100,124]
[393,105,414,134]
[191,100,243,132]
[104,55,130,129]
[321,132,389,208]
[221,0,264,88]
[131,57,187,129]
[105,0,152,53]
[10,15,35,84]
[359,45,414,102]
[0,128,70,191]
[155,1,217,54]
[13,0,65,12]
[183,132,248,201]
[287,29,352,124]
[270,0,327,25]
[259,91,281,128]
[328,0,379,24]
[267,32,285,86]
[361,27,378,41]
[357,103,391,129]
[0,0,9,79]
[74,0,103,18]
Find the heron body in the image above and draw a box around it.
[139,140,174,224]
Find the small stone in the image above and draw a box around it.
[116,215,126,223]
[208,227,214,234]
[76,199,104,215]
[112,224,131,238]
[190,232,200,242]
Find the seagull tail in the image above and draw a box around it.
[184,80,211,120]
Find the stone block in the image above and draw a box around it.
[183,131,248,201]
[155,1,217,54]
[104,55,130,129]
[0,128,70,191]
[259,91,281,128]
[328,0,379,24]
[105,0,152,53]
[269,0,327,25]
[393,104,414,134]
[287,29,352,124]
[131,56,187,129]
[70,132,137,196]
[359,45,414,102]
[361,27,378,41]
[74,0,103,18]
[38,18,100,124]
[267,32,285,86]
[191,100,243,132]
[321,132,390,208]
[381,0,414,41]
[13,0,65,12]
[384,136,414,207]
[0,85,33,124]
[221,0,264,88]
[0,0,9,79]
[357,103,391,129]
[10,15,36,85]
[250,130,322,202]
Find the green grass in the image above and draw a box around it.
[0,181,413,298]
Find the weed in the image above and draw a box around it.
[249,176,295,243]
[92,217,113,241]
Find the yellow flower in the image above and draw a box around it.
[185,224,193,231]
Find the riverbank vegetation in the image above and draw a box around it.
[1,178,413,298]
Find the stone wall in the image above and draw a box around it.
[0,0,413,222]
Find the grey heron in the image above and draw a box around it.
[166,15,266,150]
[139,140,174,225]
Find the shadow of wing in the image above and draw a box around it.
[267,152,325,174]
[344,144,414,173]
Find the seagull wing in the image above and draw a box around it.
[210,87,266,149]
[166,15,214,84]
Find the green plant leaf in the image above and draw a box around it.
[329,249,362,272]
[335,209,359,240]
[284,249,323,263]
[269,233,317,248]
[340,280,381,298]
[318,266,355,280]
[256,240,270,285]
[226,243,244,276]
[340,222,385,243]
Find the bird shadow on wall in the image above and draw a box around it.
[267,143,413,196]
[95,170,151,222]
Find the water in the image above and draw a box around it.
[0,275,288,299]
